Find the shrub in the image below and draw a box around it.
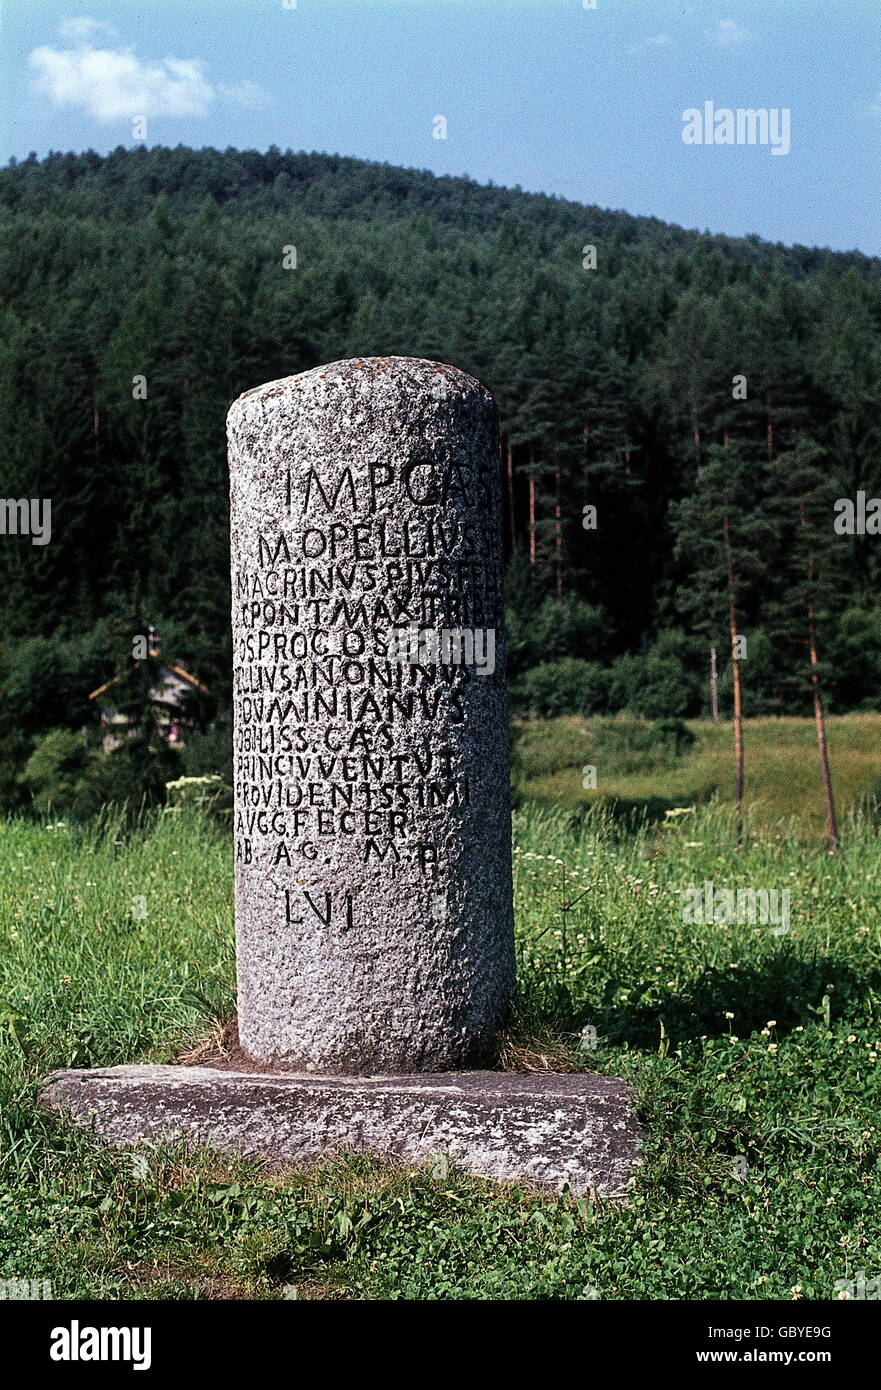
[17,728,100,819]
[18,727,181,820]
[506,590,612,680]
[512,659,609,718]
[607,633,702,718]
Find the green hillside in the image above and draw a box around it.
[2,146,881,810]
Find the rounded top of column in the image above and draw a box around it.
[227,356,492,430]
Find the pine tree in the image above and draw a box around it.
[671,445,775,834]
[766,439,848,848]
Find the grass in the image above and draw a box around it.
[1,730,881,1300]
[513,712,881,839]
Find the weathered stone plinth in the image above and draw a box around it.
[40,1066,642,1198]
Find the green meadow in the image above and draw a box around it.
[1,716,880,1300]
[513,713,881,840]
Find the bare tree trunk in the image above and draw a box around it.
[807,607,839,850]
[554,468,562,597]
[710,646,719,722]
[528,447,537,566]
[505,436,516,552]
[730,614,744,817]
[723,517,745,839]
[798,500,839,850]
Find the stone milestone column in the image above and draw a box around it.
[41,356,640,1201]
[227,357,514,1072]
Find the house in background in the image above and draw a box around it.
[88,627,209,751]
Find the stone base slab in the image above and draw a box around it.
[40,1065,642,1198]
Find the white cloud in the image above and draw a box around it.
[28,19,266,122]
[705,19,751,47]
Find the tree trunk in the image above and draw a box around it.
[505,435,516,552]
[710,646,719,722]
[723,516,745,837]
[730,614,745,819]
[807,607,839,851]
[554,468,562,597]
[799,501,839,851]
[528,447,537,566]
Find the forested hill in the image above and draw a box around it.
[2,144,881,733]
[3,143,876,271]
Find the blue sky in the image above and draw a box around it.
[2,0,880,255]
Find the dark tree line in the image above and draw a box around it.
[1,145,881,804]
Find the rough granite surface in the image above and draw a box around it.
[227,358,515,1071]
[40,1066,642,1198]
